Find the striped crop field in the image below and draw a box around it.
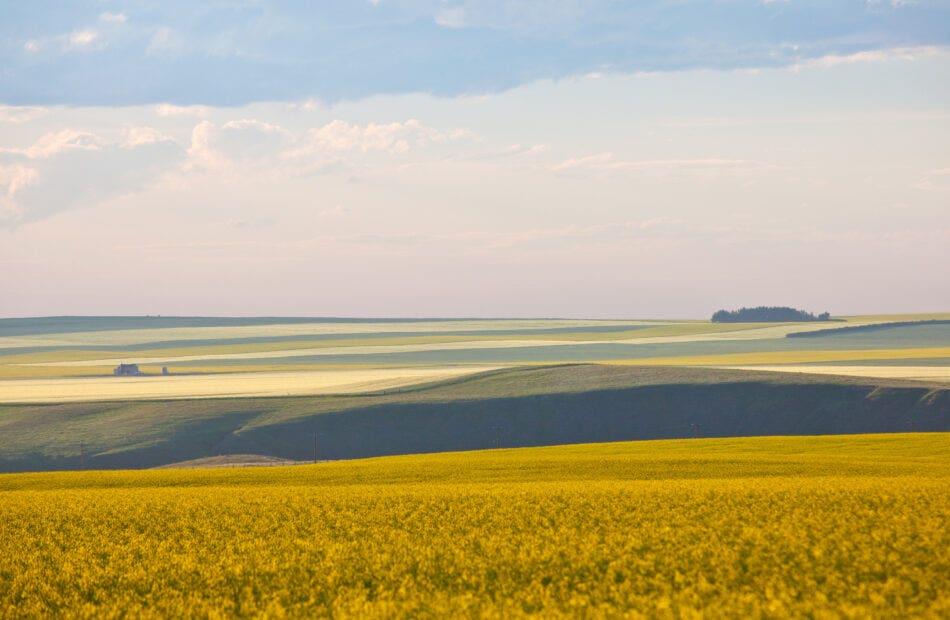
[1,315,947,385]
[0,434,947,617]
[605,347,950,368]
[0,366,501,404]
[0,319,664,350]
[724,365,950,384]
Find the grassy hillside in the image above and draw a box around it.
[2,365,947,472]
[1,434,947,617]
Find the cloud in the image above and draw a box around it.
[183,117,476,177]
[123,126,174,147]
[187,119,294,170]
[553,154,775,177]
[305,119,470,155]
[0,128,183,226]
[67,30,100,49]
[99,12,128,24]
[434,8,467,29]
[915,167,950,191]
[11,130,106,159]
[0,106,47,124]
[0,164,39,196]
[791,45,948,70]
[155,103,211,118]
[317,204,349,218]
[470,143,547,160]
[0,165,40,221]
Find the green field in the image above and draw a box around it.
[2,317,948,616]
[1,434,947,617]
[2,364,947,472]
[2,316,948,385]
[1,317,948,471]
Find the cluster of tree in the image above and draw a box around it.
[711,306,831,323]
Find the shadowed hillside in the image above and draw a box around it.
[1,365,947,472]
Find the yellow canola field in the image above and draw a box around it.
[0,366,501,403]
[0,434,948,618]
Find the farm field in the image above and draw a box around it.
[1,434,947,617]
[725,365,950,384]
[1,315,948,386]
[0,366,500,404]
[2,364,947,472]
[1,317,948,470]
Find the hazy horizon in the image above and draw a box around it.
[2,2,948,318]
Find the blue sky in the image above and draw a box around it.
[1,2,948,317]
[4,1,949,105]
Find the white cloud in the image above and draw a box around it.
[99,12,127,24]
[915,167,950,191]
[305,118,470,155]
[434,8,467,28]
[0,164,39,197]
[23,40,41,53]
[553,153,775,177]
[15,130,106,159]
[123,126,174,147]
[288,99,324,112]
[180,117,477,180]
[0,106,47,124]
[187,119,294,170]
[183,117,468,176]
[0,128,184,226]
[792,45,948,70]
[67,30,99,49]
[155,103,212,118]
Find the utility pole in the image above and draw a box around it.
[313,433,318,463]
[79,441,85,470]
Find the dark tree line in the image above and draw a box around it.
[711,306,830,323]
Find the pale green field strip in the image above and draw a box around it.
[604,347,950,366]
[841,312,950,322]
[724,365,950,383]
[0,322,798,362]
[0,362,420,379]
[0,366,503,404]
[1,313,941,351]
[5,339,948,380]
[3,322,859,368]
[0,319,667,350]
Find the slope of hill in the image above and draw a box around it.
[1,365,946,472]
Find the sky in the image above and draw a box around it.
[1,1,949,319]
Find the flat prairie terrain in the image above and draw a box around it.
[1,434,947,617]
